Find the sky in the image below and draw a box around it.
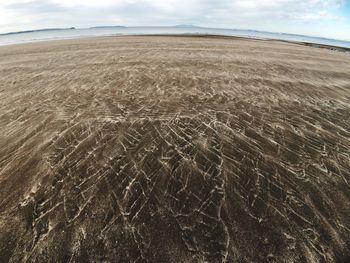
[0,0,349,40]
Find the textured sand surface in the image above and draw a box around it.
[0,36,350,262]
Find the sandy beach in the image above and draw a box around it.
[0,35,349,262]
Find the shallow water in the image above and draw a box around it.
[1,26,350,48]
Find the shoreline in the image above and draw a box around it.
[134,34,350,53]
[1,33,350,53]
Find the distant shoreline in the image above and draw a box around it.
[0,27,349,51]
[1,25,349,43]
[1,34,349,54]
[0,27,76,36]
[138,34,350,53]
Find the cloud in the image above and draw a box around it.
[5,0,64,13]
[0,0,348,39]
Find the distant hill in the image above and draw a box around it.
[1,27,75,36]
[89,26,126,29]
[174,24,198,28]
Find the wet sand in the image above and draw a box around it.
[0,36,350,262]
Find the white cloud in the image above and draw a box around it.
[0,0,348,39]
[51,0,126,7]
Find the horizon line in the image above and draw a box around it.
[1,25,350,43]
